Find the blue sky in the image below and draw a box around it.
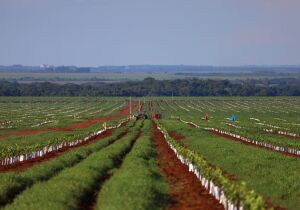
[0,0,299,66]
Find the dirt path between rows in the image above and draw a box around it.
[0,103,136,139]
[168,130,185,142]
[0,122,129,173]
[152,122,224,210]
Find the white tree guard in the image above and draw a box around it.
[180,119,300,157]
[157,125,241,210]
[0,119,128,166]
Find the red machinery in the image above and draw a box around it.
[151,113,161,119]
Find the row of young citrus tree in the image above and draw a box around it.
[154,97,300,135]
[0,118,128,165]
[158,118,300,210]
[155,120,265,210]
[4,122,141,209]
[153,98,300,154]
[0,97,124,130]
[179,118,300,157]
[1,120,170,210]
[0,120,133,206]
[0,97,133,165]
[155,97,300,210]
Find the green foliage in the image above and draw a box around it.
[1,96,300,209]
[156,120,266,210]
[2,125,140,210]
[0,123,131,206]
[160,118,300,210]
[1,78,300,96]
[96,120,169,210]
[0,97,128,160]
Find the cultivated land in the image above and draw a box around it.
[0,97,299,210]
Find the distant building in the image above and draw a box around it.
[40,64,51,69]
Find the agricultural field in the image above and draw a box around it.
[0,97,299,210]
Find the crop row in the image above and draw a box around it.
[0,99,123,130]
[0,118,129,165]
[179,119,300,156]
[205,127,300,156]
[96,120,169,210]
[264,129,300,138]
[2,121,143,210]
[160,98,300,134]
[160,118,300,209]
[214,123,300,150]
[0,120,136,206]
[156,120,266,210]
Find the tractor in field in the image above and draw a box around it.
[134,112,148,120]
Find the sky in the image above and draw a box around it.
[0,0,300,66]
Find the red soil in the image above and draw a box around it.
[168,130,185,142]
[0,122,129,173]
[0,103,136,139]
[152,122,224,210]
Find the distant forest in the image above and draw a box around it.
[0,78,299,96]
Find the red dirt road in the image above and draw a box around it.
[0,103,136,139]
[152,122,224,210]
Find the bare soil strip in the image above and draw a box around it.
[0,123,129,173]
[152,122,224,210]
[168,130,185,142]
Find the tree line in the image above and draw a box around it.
[0,78,299,96]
